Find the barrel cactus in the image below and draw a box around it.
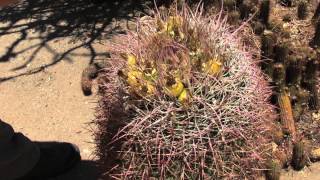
[95,4,277,179]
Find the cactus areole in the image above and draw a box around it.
[95,4,277,180]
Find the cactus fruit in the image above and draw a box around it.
[81,64,98,96]
[265,159,281,180]
[297,0,308,20]
[292,140,310,170]
[278,90,296,138]
[260,0,271,25]
[95,4,277,179]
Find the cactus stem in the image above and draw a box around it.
[265,159,281,180]
[297,0,308,20]
[260,0,271,25]
[292,140,310,170]
[312,2,320,21]
[278,90,296,138]
[311,20,320,47]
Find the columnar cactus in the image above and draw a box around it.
[297,0,308,20]
[312,20,320,47]
[261,30,276,76]
[265,159,281,180]
[312,2,320,21]
[292,140,310,170]
[260,0,271,25]
[278,90,296,138]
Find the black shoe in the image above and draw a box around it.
[17,142,81,180]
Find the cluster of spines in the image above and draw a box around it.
[121,1,320,179]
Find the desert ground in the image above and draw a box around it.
[0,0,320,179]
[0,20,106,179]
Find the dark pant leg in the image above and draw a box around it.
[0,120,40,180]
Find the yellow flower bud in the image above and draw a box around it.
[127,70,143,87]
[178,89,189,103]
[166,79,184,97]
[127,54,137,68]
[146,82,156,95]
[202,58,222,76]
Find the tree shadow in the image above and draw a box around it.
[0,0,152,83]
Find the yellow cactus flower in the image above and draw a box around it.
[166,79,184,97]
[146,82,156,95]
[127,54,137,68]
[202,58,222,76]
[178,89,189,103]
[127,70,143,87]
[157,16,184,39]
[138,81,156,97]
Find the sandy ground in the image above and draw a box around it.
[0,27,106,179]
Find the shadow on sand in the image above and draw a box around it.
[0,0,153,83]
